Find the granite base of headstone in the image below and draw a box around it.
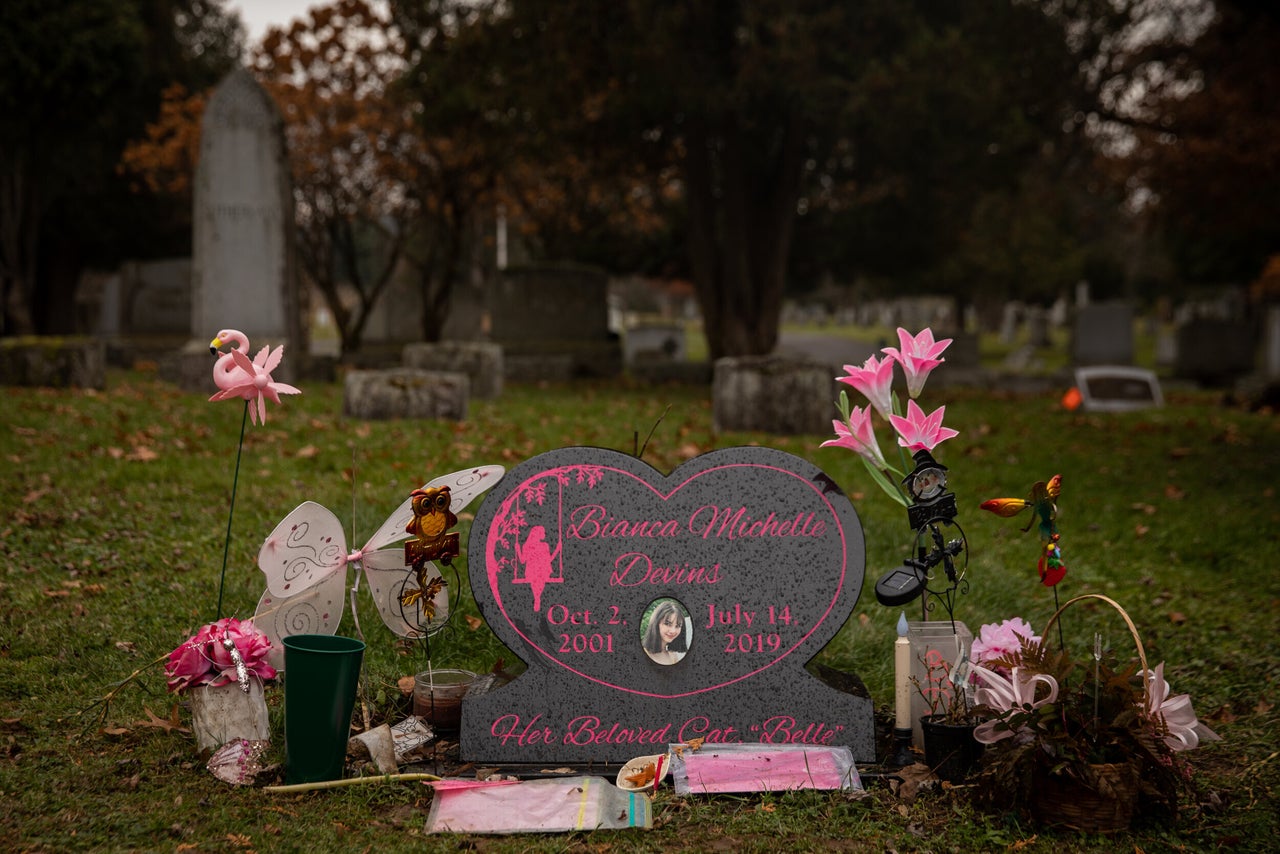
[461,446,876,765]
[712,355,833,435]
[342,368,468,420]
[0,337,105,389]
[1173,319,1256,386]
[403,341,503,399]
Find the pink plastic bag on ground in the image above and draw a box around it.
[424,776,652,834]
[671,743,861,794]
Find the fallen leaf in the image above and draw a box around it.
[127,446,159,462]
[1135,524,1150,538]
[397,675,415,696]
[1008,835,1039,850]
[464,614,484,631]
[1163,484,1186,500]
[857,612,870,626]
[625,762,656,787]
[42,588,71,598]
[1257,697,1273,715]
[225,832,252,847]
[1168,611,1187,625]
[100,725,130,737]
[295,445,320,459]
[115,641,137,654]
[757,803,776,813]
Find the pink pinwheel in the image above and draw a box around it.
[209,330,300,425]
[836,353,896,418]
[1141,663,1221,752]
[971,665,1060,744]
[882,327,952,398]
[820,404,888,469]
[887,399,959,452]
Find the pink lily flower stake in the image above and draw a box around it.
[208,329,301,620]
[822,327,956,507]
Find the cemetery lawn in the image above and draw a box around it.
[2,368,1276,852]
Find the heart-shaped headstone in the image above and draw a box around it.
[464,447,875,764]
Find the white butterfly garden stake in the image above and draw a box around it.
[252,466,504,669]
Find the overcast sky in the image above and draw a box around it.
[228,0,322,43]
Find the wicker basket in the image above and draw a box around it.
[1031,761,1140,832]
[1029,594,1150,833]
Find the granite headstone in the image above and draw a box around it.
[461,446,874,764]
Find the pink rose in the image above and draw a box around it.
[165,618,277,693]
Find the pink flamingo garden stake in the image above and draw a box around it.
[209,329,301,620]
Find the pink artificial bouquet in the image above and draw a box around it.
[165,617,277,693]
[822,327,957,506]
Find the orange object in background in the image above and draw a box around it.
[1061,386,1083,410]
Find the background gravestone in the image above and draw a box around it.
[488,265,621,381]
[1071,302,1134,366]
[169,67,301,390]
[712,355,834,435]
[402,341,503,399]
[461,446,875,765]
[1173,318,1256,385]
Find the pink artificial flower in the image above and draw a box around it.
[887,399,959,452]
[882,327,952,398]
[820,405,888,469]
[837,354,895,418]
[166,617,278,693]
[971,618,1040,670]
[1142,663,1221,752]
[971,665,1060,745]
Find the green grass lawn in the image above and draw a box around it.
[1,367,1276,852]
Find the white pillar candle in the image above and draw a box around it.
[895,611,911,729]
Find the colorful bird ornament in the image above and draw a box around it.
[980,475,1066,587]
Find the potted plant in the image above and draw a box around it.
[970,596,1218,832]
[165,617,278,752]
[913,644,985,782]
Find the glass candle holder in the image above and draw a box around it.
[413,669,476,731]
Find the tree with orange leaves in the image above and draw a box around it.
[249,0,418,356]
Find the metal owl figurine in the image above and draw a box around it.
[403,485,461,611]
